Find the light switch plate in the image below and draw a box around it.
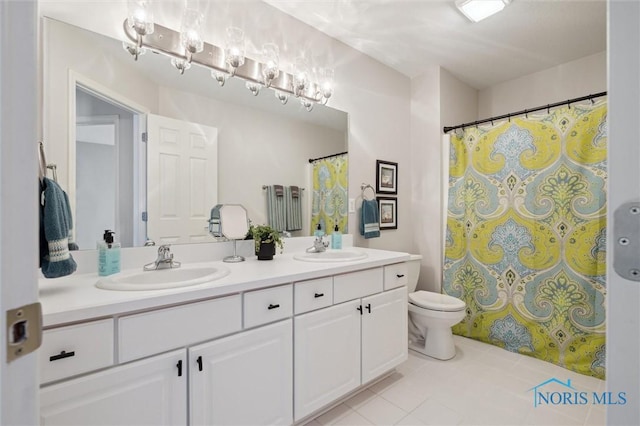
[348,198,356,213]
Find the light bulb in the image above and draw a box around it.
[225,27,245,74]
[293,57,310,97]
[261,43,280,87]
[180,8,204,54]
[127,0,154,36]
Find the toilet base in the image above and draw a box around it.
[408,326,457,360]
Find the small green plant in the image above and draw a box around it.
[249,224,284,254]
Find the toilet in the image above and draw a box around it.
[406,255,466,360]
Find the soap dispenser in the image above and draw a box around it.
[331,223,342,249]
[314,223,324,238]
[98,230,121,276]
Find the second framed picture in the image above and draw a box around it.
[376,160,398,194]
[377,197,397,230]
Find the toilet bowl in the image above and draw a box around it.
[405,255,466,360]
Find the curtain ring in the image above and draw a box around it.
[547,104,550,114]
[567,100,571,109]
[524,109,528,119]
[508,115,511,123]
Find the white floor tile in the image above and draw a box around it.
[394,413,427,426]
[378,379,432,413]
[411,398,464,426]
[355,395,408,426]
[333,410,375,426]
[315,403,353,425]
[345,389,378,411]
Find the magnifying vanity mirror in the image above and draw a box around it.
[42,15,348,250]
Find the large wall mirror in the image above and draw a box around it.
[42,16,348,249]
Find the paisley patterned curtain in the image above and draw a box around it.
[310,153,348,235]
[443,101,607,379]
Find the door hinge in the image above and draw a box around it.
[614,200,640,281]
[141,132,148,143]
[6,302,42,363]
[142,211,148,222]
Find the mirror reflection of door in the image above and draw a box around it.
[75,86,145,249]
[146,114,218,245]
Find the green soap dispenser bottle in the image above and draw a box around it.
[98,230,121,276]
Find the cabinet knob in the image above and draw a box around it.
[357,305,363,315]
[49,350,75,362]
[314,292,324,298]
[268,303,280,310]
[396,274,405,278]
[365,304,371,313]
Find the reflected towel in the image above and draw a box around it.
[359,199,380,239]
[266,185,286,232]
[40,177,77,278]
[285,186,302,231]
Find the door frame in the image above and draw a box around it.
[69,71,149,246]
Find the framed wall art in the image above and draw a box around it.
[376,160,398,194]
[377,197,397,230]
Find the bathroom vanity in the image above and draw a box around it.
[37,243,409,425]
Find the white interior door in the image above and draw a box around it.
[608,2,640,424]
[147,114,218,245]
[0,1,39,424]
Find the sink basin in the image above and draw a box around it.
[293,249,368,263]
[96,264,230,291]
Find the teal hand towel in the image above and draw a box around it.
[359,199,380,239]
[40,177,77,278]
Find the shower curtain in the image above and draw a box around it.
[443,101,607,379]
[310,153,348,235]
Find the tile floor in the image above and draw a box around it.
[305,336,605,426]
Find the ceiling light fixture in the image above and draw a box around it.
[122,2,334,111]
[455,0,510,22]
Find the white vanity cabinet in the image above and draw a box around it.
[40,349,187,426]
[189,319,293,425]
[294,268,408,421]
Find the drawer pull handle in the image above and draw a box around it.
[357,305,363,315]
[197,356,203,372]
[177,360,183,377]
[396,274,405,278]
[268,304,280,310]
[314,292,324,298]
[49,350,75,362]
[365,304,371,314]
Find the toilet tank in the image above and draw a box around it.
[406,254,422,292]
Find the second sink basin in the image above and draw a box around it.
[96,263,230,291]
[293,249,368,263]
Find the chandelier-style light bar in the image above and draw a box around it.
[122,1,334,111]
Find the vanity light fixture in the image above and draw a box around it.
[121,4,335,111]
[455,0,510,22]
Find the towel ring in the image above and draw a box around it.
[361,183,375,200]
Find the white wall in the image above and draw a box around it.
[478,51,606,118]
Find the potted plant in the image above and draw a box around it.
[249,224,284,260]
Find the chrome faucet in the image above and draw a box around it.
[144,244,182,271]
[306,235,329,253]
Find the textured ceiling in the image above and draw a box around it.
[263,0,607,89]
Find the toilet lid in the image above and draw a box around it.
[409,291,466,312]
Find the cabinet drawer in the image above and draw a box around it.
[119,295,241,363]
[295,277,333,314]
[244,284,293,328]
[333,268,383,304]
[384,263,408,290]
[40,319,114,384]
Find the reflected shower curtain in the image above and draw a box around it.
[443,101,607,379]
[310,154,348,234]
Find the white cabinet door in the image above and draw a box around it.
[361,287,408,383]
[189,320,293,426]
[40,349,187,426]
[294,300,361,421]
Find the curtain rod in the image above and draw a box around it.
[443,91,607,133]
[308,151,348,163]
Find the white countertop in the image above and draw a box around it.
[39,246,409,327]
